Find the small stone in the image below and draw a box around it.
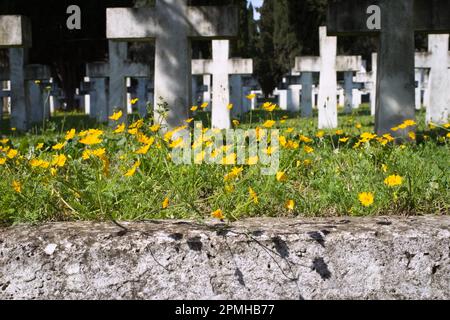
[44,244,57,256]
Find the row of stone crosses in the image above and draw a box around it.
[0,0,449,139]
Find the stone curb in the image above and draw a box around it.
[0,216,449,299]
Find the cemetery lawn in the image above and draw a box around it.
[0,105,449,226]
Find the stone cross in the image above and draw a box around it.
[106,1,238,129]
[294,26,361,128]
[192,40,253,129]
[0,15,32,131]
[0,53,52,128]
[415,35,450,124]
[328,0,450,136]
[354,53,377,115]
[108,41,150,124]
[86,41,150,123]
[25,64,52,125]
[0,81,10,120]
[342,72,365,114]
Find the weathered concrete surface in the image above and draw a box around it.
[0,216,449,300]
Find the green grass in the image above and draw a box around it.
[0,104,449,225]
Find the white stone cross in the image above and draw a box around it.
[294,26,361,128]
[107,1,238,129]
[415,35,450,124]
[328,0,450,137]
[354,53,377,115]
[192,40,253,129]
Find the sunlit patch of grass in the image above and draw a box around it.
[0,105,448,225]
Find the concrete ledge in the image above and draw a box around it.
[0,216,449,300]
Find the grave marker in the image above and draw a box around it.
[328,0,450,136]
[106,1,238,129]
[415,35,450,124]
[192,40,253,129]
[294,26,361,128]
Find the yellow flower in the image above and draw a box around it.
[129,119,144,129]
[225,185,235,193]
[232,120,240,127]
[335,130,344,135]
[249,187,258,204]
[130,98,139,105]
[137,134,154,146]
[124,160,141,177]
[403,120,417,127]
[247,155,259,165]
[391,126,399,132]
[128,128,139,135]
[316,131,325,138]
[200,102,209,109]
[162,197,169,209]
[109,111,123,121]
[384,175,403,187]
[222,153,237,165]
[286,128,294,134]
[246,93,256,100]
[355,123,362,129]
[65,129,76,141]
[303,146,314,154]
[276,171,288,182]
[285,140,299,150]
[224,167,243,181]
[92,148,106,158]
[12,180,21,193]
[0,138,9,144]
[50,168,57,176]
[381,164,388,173]
[11,128,16,131]
[227,103,233,110]
[135,144,151,155]
[150,124,161,132]
[444,123,450,129]
[114,123,125,134]
[169,137,184,149]
[299,135,313,143]
[52,142,66,150]
[80,135,102,146]
[0,158,6,165]
[360,132,377,141]
[382,133,395,142]
[30,158,43,167]
[185,118,194,124]
[358,192,374,207]
[262,102,276,112]
[339,137,350,143]
[446,133,450,139]
[52,154,67,167]
[263,120,276,128]
[82,149,91,160]
[408,132,416,140]
[190,106,198,112]
[212,209,224,220]
[285,200,295,211]
[36,143,44,150]
[7,149,18,159]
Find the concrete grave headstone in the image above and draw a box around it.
[294,26,361,128]
[0,15,32,130]
[328,0,450,136]
[192,40,253,129]
[415,34,450,124]
[106,1,238,129]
